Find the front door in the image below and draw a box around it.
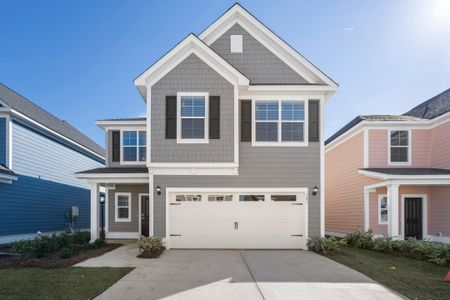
[141,196,149,237]
[404,197,422,239]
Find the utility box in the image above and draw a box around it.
[71,206,79,217]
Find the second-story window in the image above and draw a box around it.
[122,130,146,163]
[389,130,410,164]
[254,100,306,145]
[177,92,209,143]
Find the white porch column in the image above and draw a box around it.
[90,183,100,242]
[387,184,400,238]
[363,187,373,232]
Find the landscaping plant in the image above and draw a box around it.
[137,237,165,258]
[343,230,450,266]
[307,236,344,253]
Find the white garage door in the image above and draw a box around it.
[168,190,307,249]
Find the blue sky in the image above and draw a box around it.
[1,0,449,146]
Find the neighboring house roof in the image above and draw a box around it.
[404,88,450,119]
[97,117,146,122]
[0,164,16,176]
[360,168,450,176]
[77,167,148,174]
[0,83,105,157]
[325,115,422,145]
[326,88,450,146]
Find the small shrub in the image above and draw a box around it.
[372,235,393,252]
[94,239,107,248]
[137,237,165,258]
[344,230,374,249]
[60,247,73,259]
[307,236,343,253]
[72,231,90,245]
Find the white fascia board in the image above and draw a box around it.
[199,5,337,88]
[96,120,147,129]
[358,169,450,181]
[77,173,149,179]
[10,109,105,161]
[134,34,249,91]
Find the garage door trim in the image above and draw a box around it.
[165,187,309,249]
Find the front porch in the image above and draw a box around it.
[76,167,150,242]
[360,168,450,243]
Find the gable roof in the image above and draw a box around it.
[325,115,422,145]
[199,3,338,87]
[0,83,105,158]
[326,88,450,146]
[403,88,450,120]
[134,34,249,99]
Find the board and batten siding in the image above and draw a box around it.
[11,120,103,189]
[151,53,235,163]
[0,117,6,165]
[209,24,307,85]
[153,142,321,238]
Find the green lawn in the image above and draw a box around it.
[0,267,133,300]
[325,247,450,300]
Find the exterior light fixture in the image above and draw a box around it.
[312,186,319,196]
[100,195,105,203]
[156,185,161,195]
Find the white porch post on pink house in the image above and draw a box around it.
[90,183,100,242]
[387,184,400,238]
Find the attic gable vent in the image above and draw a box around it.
[230,35,243,53]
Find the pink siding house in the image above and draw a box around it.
[325,89,450,243]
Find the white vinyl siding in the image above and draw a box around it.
[11,122,103,189]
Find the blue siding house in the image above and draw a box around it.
[0,83,105,243]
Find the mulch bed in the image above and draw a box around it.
[0,244,122,269]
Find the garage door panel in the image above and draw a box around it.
[168,191,307,249]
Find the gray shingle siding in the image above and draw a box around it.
[151,53,234,162]
[152,142,321,237]
[209,24,308,85]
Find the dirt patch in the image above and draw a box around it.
[0,244,121,269]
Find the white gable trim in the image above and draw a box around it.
[134,34,249,90]
[199,4,337,88]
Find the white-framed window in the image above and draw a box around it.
[121,130,146,163]
[252,99,307,146]
[115,193,131,222]
[388,129,411,165]
[177,92,209,144]
[378,194,388,224]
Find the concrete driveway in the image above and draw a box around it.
[77,244,403,300]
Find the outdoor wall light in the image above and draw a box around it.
[156,185,161,195]
[312,186,319,196]
[99,195,105,203]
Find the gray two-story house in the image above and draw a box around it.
[78,4,337,249]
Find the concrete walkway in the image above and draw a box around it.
[76,244,403,300]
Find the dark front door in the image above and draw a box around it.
[141,196,149,237]
[404,197,422,239]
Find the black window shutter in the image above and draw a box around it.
[308,100,320,142]
[241,100,252,142]
[112,130,120,162]
[209,96,220,139]
[166,96,177,139]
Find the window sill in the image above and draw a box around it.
[120,161,147,165]
[388,162,411,166]
[114,219,131,223]
[252,141,308,147]
[176,139,209,144]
